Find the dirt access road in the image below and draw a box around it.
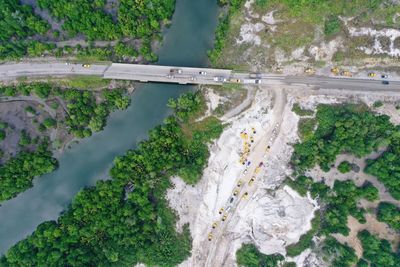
[202,87,287,267]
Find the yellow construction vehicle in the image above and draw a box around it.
[222,214,227,221]
[229,78,242,83]
[241,192,249,200]
[219,208,224,214]
[208,233,213,241]
[340,70,352,77]
[233,189,239,196]
[212,222,218,229]
[237,180,243,187]
[368,72,377,77]
[331,67,339,75]
[254,167,261,174]
[305,68,315,74]
[82,64,91,68]
[248,177,255,186]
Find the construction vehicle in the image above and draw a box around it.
[229,78,242,83]
[82,64,91,68]
[208,233,213,241]
[331,67,339,75]
[219,208,224,214]
[305,68,315,74]
[254,167,261,174]
[368,72,377,77]
[237,180,243,187]
[233,189,239,196]
[340,70,352,77]
[241,192,249,200]
[212,222,218,229]
[248,177,255,186]
[243,78,261,84]
[251,127,256,134]
[222,214,227,221]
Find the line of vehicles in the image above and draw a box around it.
[165,68,262,84]
[207,127,266,241]
[331,67,390,85]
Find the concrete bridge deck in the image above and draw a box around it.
[104,63,233,85]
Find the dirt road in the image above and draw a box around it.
[203,87,287,267]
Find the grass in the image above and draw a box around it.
[298,118,316,141]
[55,76,111,90]
[17,75,111,90]
[292,103,314,117]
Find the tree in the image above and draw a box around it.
[43,118,57,129]
[338,161,352,173]
[236,244,284,267]
[377,202,400,230]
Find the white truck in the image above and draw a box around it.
[243,78,261,84]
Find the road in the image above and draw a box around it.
[204,88,287,267]
[0,63,108,79]
[0,62,399,92]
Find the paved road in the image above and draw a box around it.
[0,63,108,79]
[0,62,399,92]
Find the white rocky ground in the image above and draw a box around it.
[167,87,322,266]
[167,85,400,266]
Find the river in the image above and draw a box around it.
[0,0,219,254]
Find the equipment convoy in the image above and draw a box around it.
[208,126,268,241]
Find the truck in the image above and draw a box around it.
[243,79,261,84]
[249,73,261,79]
[170,68,182,74]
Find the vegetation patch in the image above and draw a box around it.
[292,104,395,172]
[365,135,400,200]
[298,118,316,141]
[358,230,400,267]
[377,202,400,230]
[285,213,321,257]
[337,160,352,173]
[0,0,176,62]
[236,244,284,267]
[292,103,314,117]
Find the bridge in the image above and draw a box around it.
[0,62,400,92]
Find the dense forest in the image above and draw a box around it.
[0,140,57,202]
[1,92,224,266]
[292,104,395,171]
[286,104,400,265]
[365,135,400,200]
[0,0,176,61]
[0,0,53,59]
